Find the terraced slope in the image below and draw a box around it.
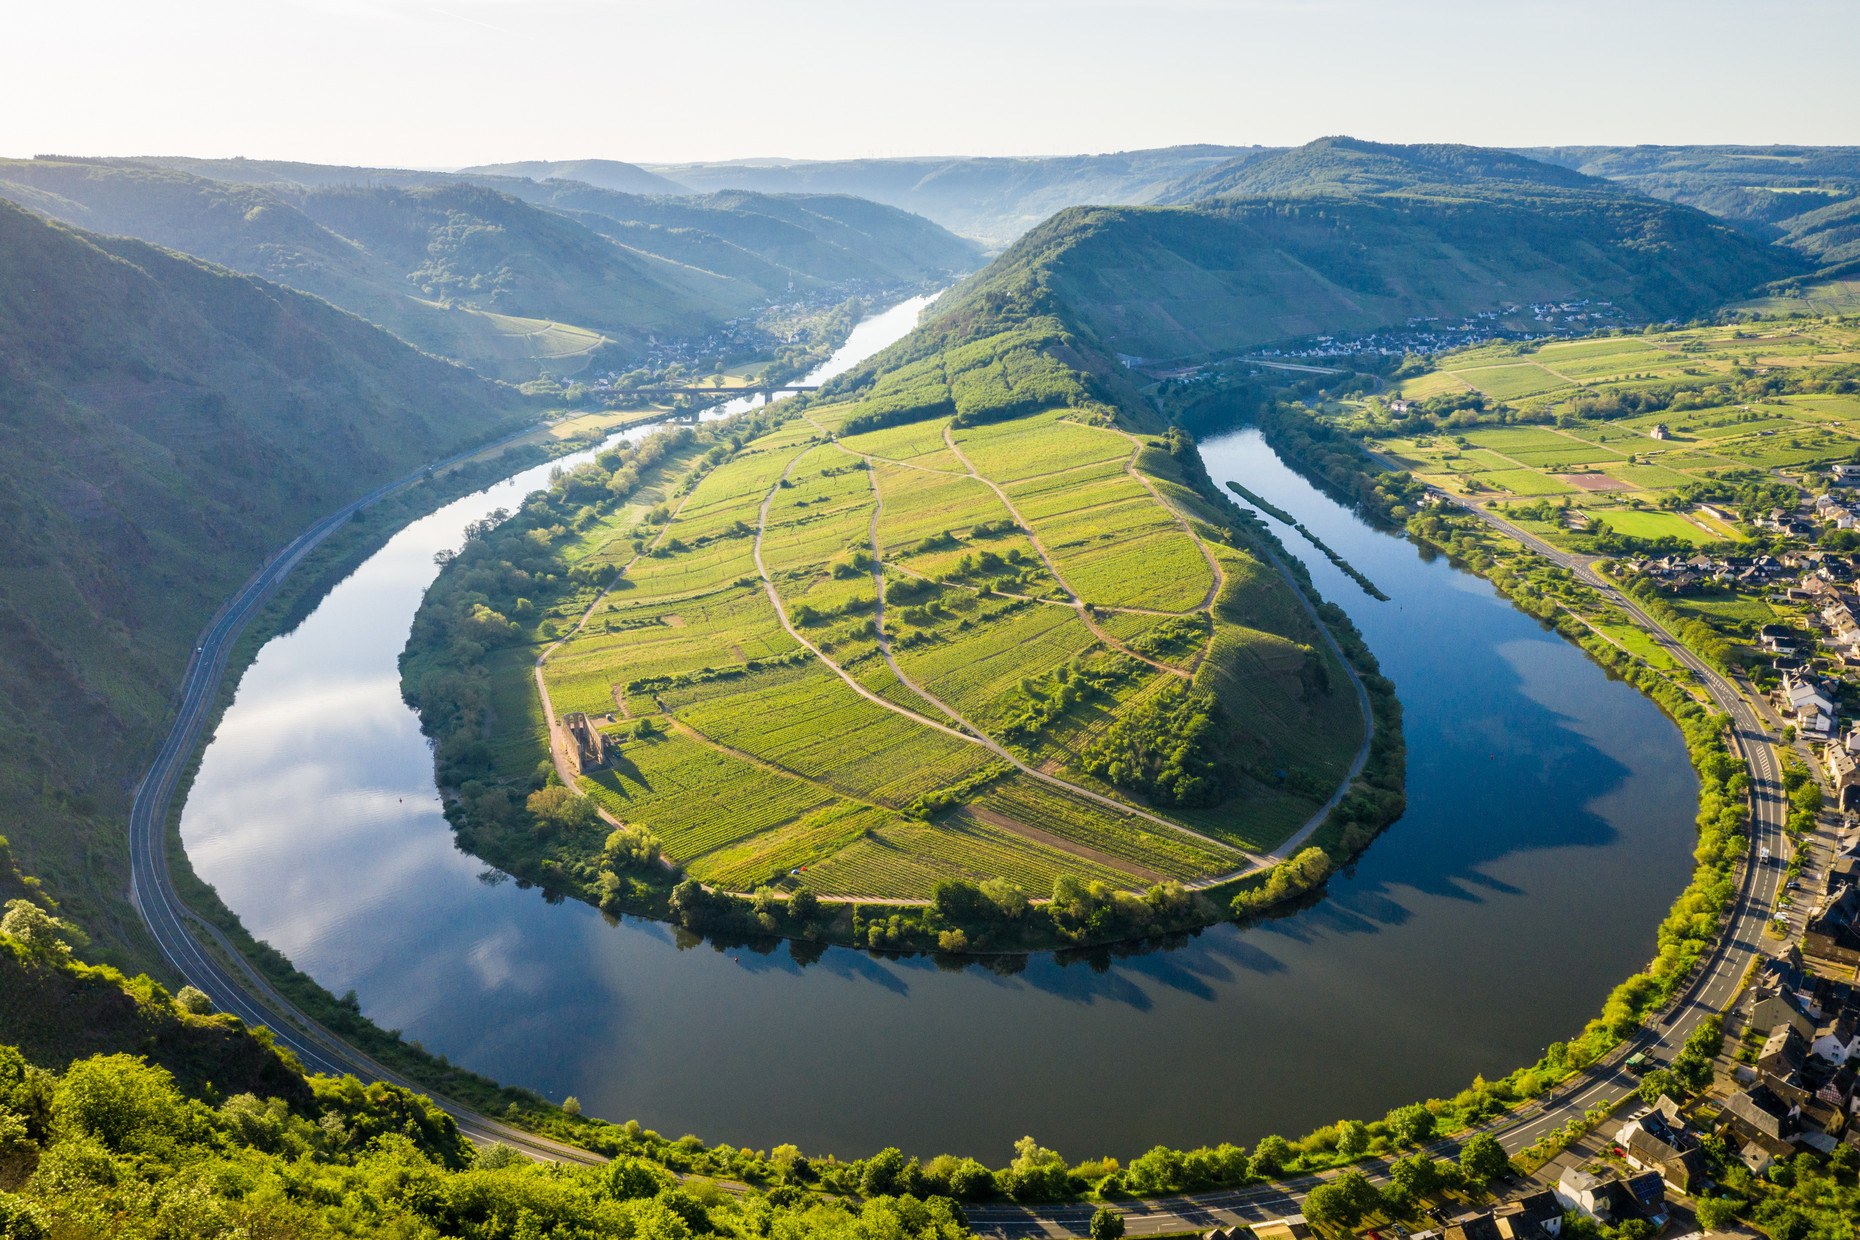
[407,390,1362,904]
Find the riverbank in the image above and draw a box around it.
[396,399,1406,956]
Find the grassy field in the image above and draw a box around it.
[493,396,1365,901]
[1374,317,1860,545]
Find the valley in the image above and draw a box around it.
[5,101,1860,1240]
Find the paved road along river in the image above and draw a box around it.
[174,385,1705,1163]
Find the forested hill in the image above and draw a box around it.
[0,199,528,972]
[1156,136,1617,204]
[133,156,984,282]
[0,158,982,381]
[1165,138,1859,277]
[1521,145,1860,271]
[917,189,1800,365]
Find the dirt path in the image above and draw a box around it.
[940,426,1194,682]
[762,434,1259,865]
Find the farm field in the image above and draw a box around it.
[484,388,1367,902]
[1368,316,1860,551]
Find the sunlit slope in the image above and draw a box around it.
[947,193,1799,363]
[460,391,1358,900]
[0,199,528,970]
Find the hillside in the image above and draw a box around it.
[399,287,1398,951]
[1157,136,1616,204]
[134,155,983,282]
[1523,145,1860,238]
[645,146,1278,246]
[480,179,985,285]
[0,199,530,973]
[958,146,1802,363]
[457,157,690,195]
[0,158,982,381]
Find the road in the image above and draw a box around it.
[121,425,1790,1210]
[125,423,605,1165]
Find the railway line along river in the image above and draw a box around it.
[180,313,1699,1163]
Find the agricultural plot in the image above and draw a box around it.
[971,776,1235,881]
[839,418,966,470]
[1396,370,1471,400]
[1461,427,1589,456]
[563,587,799,698]
[894,600,1100,726]
[1452,363,1569,400]
[952,411,1128,483]
[1599,463,1694,489]
[1592,509,1716,545]
[676,661,993,805]
[1498,444,1628,468]
[1467,469,1573,496]
[1061,530,1214,612]
[686,803,896,891]
[792,811,1141,900]
[581,730,841,860]
[873,464,1016,549]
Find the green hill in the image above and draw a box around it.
[0,199,530,972]
[938,192,1798,365]
[1523,144,1860,235]
[132,155,983,282]
[1158,136,1614,203]
[0,159,983,381]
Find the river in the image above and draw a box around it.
[179,308,1698,1165]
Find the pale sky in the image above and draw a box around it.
[6,0,1855,167]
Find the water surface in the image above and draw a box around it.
[183,375,1698,1161]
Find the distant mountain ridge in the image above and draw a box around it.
[910,139,1805,365]
[1156,136,1617,203]
[0,157,981,380]
[642,146,1277,246]
[455,157,689,195]
[1521,144,1860,270]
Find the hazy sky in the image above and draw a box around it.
[7,0,1856,167]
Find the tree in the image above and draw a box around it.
[861,1146,907,1196]
[528,786,596,833]
[980,878,1028,920]
[931,879,985,923]
[1305,1170,1379,1232]
[788,886,820,923]
[669,880,707,927]
[562,1096,581,1117]
[1250,1134,1292,1179]
[1694,1198,1741,1230]
[1387,1102,1437,1145]
[1637,1068,1684,1105]
[1090,1207,1126,1240]
[1388,1152,1444,1203]
[603,825,662,870]
[604,1156,663,1199]
[1336,1119,1370,1160]
[1459,1132,1511,1184]
[175,986,213,1015]
[0,900,86,961]
[52,1054,192,1154]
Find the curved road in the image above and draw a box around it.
[124,433,1788,1210]
[125,423,604,1165]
